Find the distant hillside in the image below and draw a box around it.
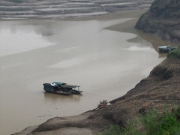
[135,0,180,43]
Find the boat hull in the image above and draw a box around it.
[43,83,82,95]
[44,90,71,95]
[43,83,71,95]
[71,90,82,94]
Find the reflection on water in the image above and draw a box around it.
[158,53,168,58]
[126,46,156,53]
[0,23,55,56]
[0,16,169,135]
[43,92,82,103]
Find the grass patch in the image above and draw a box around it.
[98,107,180,135]
[98,122,142,135]
[142,109,180,135]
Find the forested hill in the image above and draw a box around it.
[135,0,180,43]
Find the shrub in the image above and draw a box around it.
[168,46,180,59]
[99,125,122,135]
[142,109,180,135]
[98,122,142,135]
[99,107,180,135]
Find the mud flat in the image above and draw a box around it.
[0,0,153,19]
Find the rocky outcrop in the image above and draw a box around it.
[135,0,180,43]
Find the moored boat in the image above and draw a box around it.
[43,83,71,95]
[43,82,82,95]
[158,45,178,53]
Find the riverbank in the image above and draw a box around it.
[14,49,180,135]
[12,11,180,135]
[1,9,168,135]
[1,1,179,135]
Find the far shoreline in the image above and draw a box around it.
[0,0,153,20]
[0,10,147,22]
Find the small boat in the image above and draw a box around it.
[158,45,178,53]
[43,83,71,95]
[43,82,82,95]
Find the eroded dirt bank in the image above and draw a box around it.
[14,50,180,135]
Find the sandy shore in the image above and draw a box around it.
[0,0,153,19]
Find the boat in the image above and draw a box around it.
[43,82,82,95]
[158,45,178,53]
[43,83,71,95]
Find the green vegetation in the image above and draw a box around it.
[142,109,180,135]
[168,46,180,59]
[99,120,142,135]
[98,107,180,135]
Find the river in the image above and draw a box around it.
[0,11,174,135]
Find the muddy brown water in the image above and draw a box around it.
[0,11,177,135]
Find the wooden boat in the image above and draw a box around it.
[43,83,71,95]
[43,82,82,95]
